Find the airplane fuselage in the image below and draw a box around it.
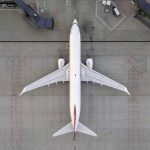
[20,19,129,138]
[69,20,81,132]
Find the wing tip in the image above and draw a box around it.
[125,88,130,96]
[53,133,57,137]
[19,88,26,96]
[93,133,97,137]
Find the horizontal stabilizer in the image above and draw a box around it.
[77,122,97,137]
[53,122,73,137]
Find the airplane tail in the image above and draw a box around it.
[53,122,97,137]
[77,122,97,137]
[53,122,73,137]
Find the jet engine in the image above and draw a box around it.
[86,58,93,69]
[58,58,65,69]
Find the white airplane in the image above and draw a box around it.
[20,19,130,138]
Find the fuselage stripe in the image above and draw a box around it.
[74,105,76,131]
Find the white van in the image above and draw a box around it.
[113,7,121,16]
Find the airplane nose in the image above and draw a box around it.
[73,19,78,24]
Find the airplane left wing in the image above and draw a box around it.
[20,64,69,95]
[81,63,130,95]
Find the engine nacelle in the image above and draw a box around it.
[58,58,65,69]
[86,58,93,69]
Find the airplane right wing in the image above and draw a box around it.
[20,64,69,95]
[81,63,130,95]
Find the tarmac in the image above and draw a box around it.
[0,0,149,41]
[0,42,149,150]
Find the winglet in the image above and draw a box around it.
[125,88,130,96]
[20,88,26,96]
